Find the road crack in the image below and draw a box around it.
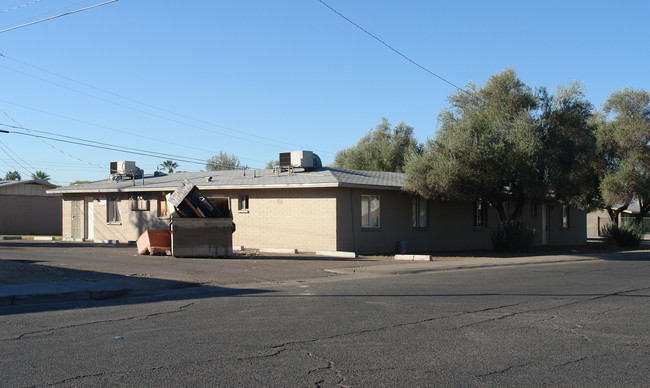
[306,351,349,387]
[5,303,194,341]
[476,362,531,378]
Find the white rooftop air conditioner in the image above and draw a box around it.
[278,151,314,169]
[110,161,137,175]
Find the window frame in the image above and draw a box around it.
[361,194,381,229]
[412,197,428,228]
[157,194,170,218]
[107,197,121,224]
[473,200,488,229]
[561,205,570,228]
[238,195,250,212]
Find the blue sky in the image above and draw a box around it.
[0,0,647,185]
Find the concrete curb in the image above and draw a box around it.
[33,236,55,241]
[316,250,357,258]
[0,281,129,306]
[395,254,433,261]
[259,247,297,254]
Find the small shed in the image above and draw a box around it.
[0,180,62,235]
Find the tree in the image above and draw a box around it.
[265,160,278,169]
[538,83,601,210]
[404,69,599,222]
[333,117,422,172]
[597,88,650,224]
[159,160,179,173]
[5,171,21,181]
[69,180,91,186]
[206,151,243,171]
[31,170,50,181]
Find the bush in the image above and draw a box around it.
[601,222,644,248]
[491,221,536,252]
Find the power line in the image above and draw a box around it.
[0,0,90,29]
[0,0,43,14]
[1,109,108,171]
[0,140,33,177]
[318,0,474,99]
[0,55,336,156]
[0,98,266,166]
[0,0,118,34]
[0,123,208,163]
[0,121,269,169]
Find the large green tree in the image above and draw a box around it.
[404,69,599,222]
[333,118,422,172]
[597,88,650,224]
[538,83,601,210]
[206,151,243,171]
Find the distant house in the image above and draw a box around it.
[0,179,62,235]
[587,201,650,239]
[48,165,586,254]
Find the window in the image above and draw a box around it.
[239,195,249,211]
[473,201,487,228]
[107,197,121,223]
[561,205,570,228]
[361,195,381,228]
[157,194,170,218]
[412,197,428,228]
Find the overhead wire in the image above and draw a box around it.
[0,0,117,34]
[0,0,89,28]
[0,55,336,157]
[0,98,268,167]
[1,109,108,171]
[0,138,38,172]
[317,0,478,101]
[0,123,209,165]
[0,140,32,177]
[0,0,44,14]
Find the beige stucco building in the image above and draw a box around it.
[0,180,62,235]
[49,168,587,254]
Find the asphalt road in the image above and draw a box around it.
[1,252,649,387]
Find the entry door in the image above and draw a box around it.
[541,203,551,245]
[71,199,84,239]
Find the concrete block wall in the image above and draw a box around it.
[228,188,338,252]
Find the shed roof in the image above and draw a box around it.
[48,168,405,194]
[0,179,58,190]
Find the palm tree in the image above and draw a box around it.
[160,160,178,173]
[5,171,21,181]
[31,170,50,181]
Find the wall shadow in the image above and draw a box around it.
[0,259,272,316]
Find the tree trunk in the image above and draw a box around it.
[606,202,629,226]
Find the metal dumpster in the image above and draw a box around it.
[170,217,234,258]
